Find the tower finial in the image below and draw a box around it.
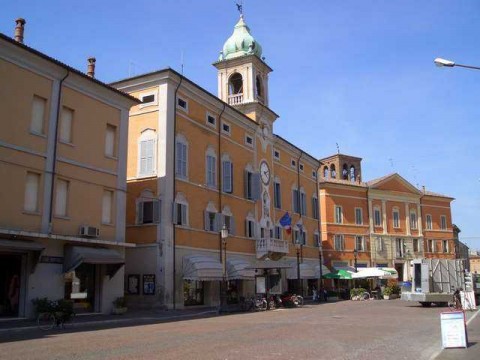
[235,1,243,16]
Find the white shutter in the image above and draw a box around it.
[31,96,46,134]
[24,172,40,212]
[102,190,113,224]
[223,161,232,193]
[59,107,73,143]
[54,179,68,216]
[152,200,160,223]
[215,213,222,232]
[146,139,154,174]
[105,125,116,157]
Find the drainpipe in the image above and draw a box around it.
[296,151,303,296]
[48,71,70,233]
[172,73,183,310]
[315,164,323,293]
[217,102,226,310]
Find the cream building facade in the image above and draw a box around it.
[0,21,138,317]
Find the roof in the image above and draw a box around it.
[423,190,454,199]
[320,153,363,162]
[365,173,397,187]
[0,33,140,104]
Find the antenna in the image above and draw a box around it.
[181,51,184,75]
[235,0,244,16]
[335,143,340,154]
[388,158,394,169]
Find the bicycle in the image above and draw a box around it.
[34,299,75,331]
[447,289,462,311]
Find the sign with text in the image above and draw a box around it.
[256,276,266,294]
[143,274,155,295]
[440,311,467,349]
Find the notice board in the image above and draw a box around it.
[440,311,467,348]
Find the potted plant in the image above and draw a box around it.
[383,286,393,300]
[112,297,127,315]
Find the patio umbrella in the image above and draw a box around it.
[351,267,389,279]
[323,269,353,280]
[380,268,398,279]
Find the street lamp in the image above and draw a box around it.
[220,224,228,312]
[353,248,358,272]
[434,58,480,71]
[318,244,323,300]
[295,241,301,296]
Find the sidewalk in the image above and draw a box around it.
[434,309,480,360]
[0,307,219,334]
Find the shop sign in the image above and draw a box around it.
[143,274,155,295]
[440,311,467,348]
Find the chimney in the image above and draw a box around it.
[14,18,26,43]
[422,185,426,193]
[87,57,96,78]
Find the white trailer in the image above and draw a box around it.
[401,258,465,307]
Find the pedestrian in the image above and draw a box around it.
[312,286,318,301]
[322,288,328,302]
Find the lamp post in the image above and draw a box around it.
[353,248,358,272]
[295,241,301,296]
[318,245,323,301]
[434,58,480,71]
[220,224,228,313]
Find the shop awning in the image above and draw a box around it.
[287,262,316,279]
[314,264,331,278]
[227,258,255,280]
[245,260,292,270]
[0,239,45,252]
[183,255,223,281]
[64,246,124,277]
[323,269,353,280]
[352,267,390,279]
[380,267,398,279]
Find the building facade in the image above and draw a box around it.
[0,20,138,317]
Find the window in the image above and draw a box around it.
[410,210,417,230]
[31,95,46,135]
[54,179,69,217]
[222,122,231,135]
[355,236,365,251]
[314,232,320,247]
[294,229,306,245]
[177,97,188,111]
[426,215,432,230]
[184,280,204,306]
[59,107,73,143]
[376,237,385,252]
[206,114,216,126]
[330,164,336,179]
[204,211,218,232]
[244,168,260,200]
[355,208,363,225]
[299,163,304,172]
[274,150,280,160]
[312,170,317,179]
[102,190,113,224]
[292,188,300,214]
[246,218,256,238]
[440,215,447,230]
[245,135,253,147]
[105,124,116,157]
[141,94,156,105]
[428,239,435,253]
[393,208,400,228]
[291,159,296,169]
[206,148,216,188]
[274,180,282,209]
[413,238,419,253]
[174,202,188,226]
[374,207,381,226]
[299,189,307,216]
[274,225,282,240]
[175,135,188,178]
[137,190,160,224]
[312,196,319,219]
[24,172,40,212]
[443,240,448,253]
[323,166,329,179]
[334,234,345,251]
[395,238,404,257]
[222,156,233,193]
[334,206,343,224]
[139,129,156,176]
[221,209,235,234]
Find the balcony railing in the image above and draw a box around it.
[256,238,289,259]
[228,94,243,105]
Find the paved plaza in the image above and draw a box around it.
[0,300,478,360]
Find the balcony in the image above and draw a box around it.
[228,94,243,105]
[256,238,289,259]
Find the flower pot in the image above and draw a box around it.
[112,307,128,315]
[383,295,390,300]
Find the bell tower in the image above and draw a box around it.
[213,15,277,125]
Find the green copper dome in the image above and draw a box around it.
[219,15,262,61]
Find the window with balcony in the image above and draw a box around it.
[274,225,282,240]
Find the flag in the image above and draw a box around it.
[279,212,292,234]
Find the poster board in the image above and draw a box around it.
[256,276,266,293]
[440,311,467,348]
[143,274,155,295]
[127,274,140,295]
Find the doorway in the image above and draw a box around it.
[0,254,22,317]
[64,263,96,314]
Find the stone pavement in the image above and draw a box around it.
[434,308,480,360]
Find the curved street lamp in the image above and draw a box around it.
[434,57,480,71]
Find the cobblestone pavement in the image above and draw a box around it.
[0,300,478,360]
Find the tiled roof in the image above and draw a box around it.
[365,173,397,187]
[423,190,454,199]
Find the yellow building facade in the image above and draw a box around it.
[0,20,138,317]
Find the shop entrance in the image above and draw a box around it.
[64,263,96,314]
[0,254,22,317]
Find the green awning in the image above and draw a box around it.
[323,269,353,280]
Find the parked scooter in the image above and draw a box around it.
[267,295,282,309]
[280,292,303,308]
[254,295,267,311]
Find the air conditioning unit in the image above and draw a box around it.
[79,225,100,238]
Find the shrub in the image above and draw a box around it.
[350,288,367,298]
[113,297,127,308]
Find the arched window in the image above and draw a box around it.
[175,134,188,179]
[245,212,256,238]
[342,164,348,180]
[138,128,156,177]
[173,192,188,226]
[221,206,235,235]
[204,201,219,232]
[256,75,263,99]
[136,189,160,225]
[350,165,356,182]
[323,166,329,178]
[330,164,336,179]
[228,73,243,95]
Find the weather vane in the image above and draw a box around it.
[235,1,243,16]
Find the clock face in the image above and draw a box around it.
[260,161,270,185]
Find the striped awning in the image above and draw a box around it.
[183,255,223,281]
[287,262,316,279]
[227,258,255,280]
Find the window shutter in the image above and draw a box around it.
[24,172,40,212]
[152,200,160,223]
[244,170,250,199]
[60,107,73,143]
[251,173,261,201]
[137,201,144,224]
[230,162,234,193]
[172,202,177,224]
[31,96,46,134]
[215,213,222,232]
[230,216,236,235]
[181,204,187,226]
[204,211,209,231]
[140,141,147,175]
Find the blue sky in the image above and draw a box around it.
[2,1,479,250]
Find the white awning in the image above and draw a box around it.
[287,262,316,279]
[314,264,331,278]
[64,246,124,276]
[183,255,223,281]
[352,267,389,279]
[380,267,398,279]
[227,258,255,280]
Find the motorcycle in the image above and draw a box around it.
[254,295,267,311]
[280,292,303,308]
[267,295,282,309]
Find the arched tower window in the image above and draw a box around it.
[228,73,243,95]
[255,75,263,100]
[342,164,348,180]
[330,164,336,179]
[350,165,356,182]
[323,166,329,178]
